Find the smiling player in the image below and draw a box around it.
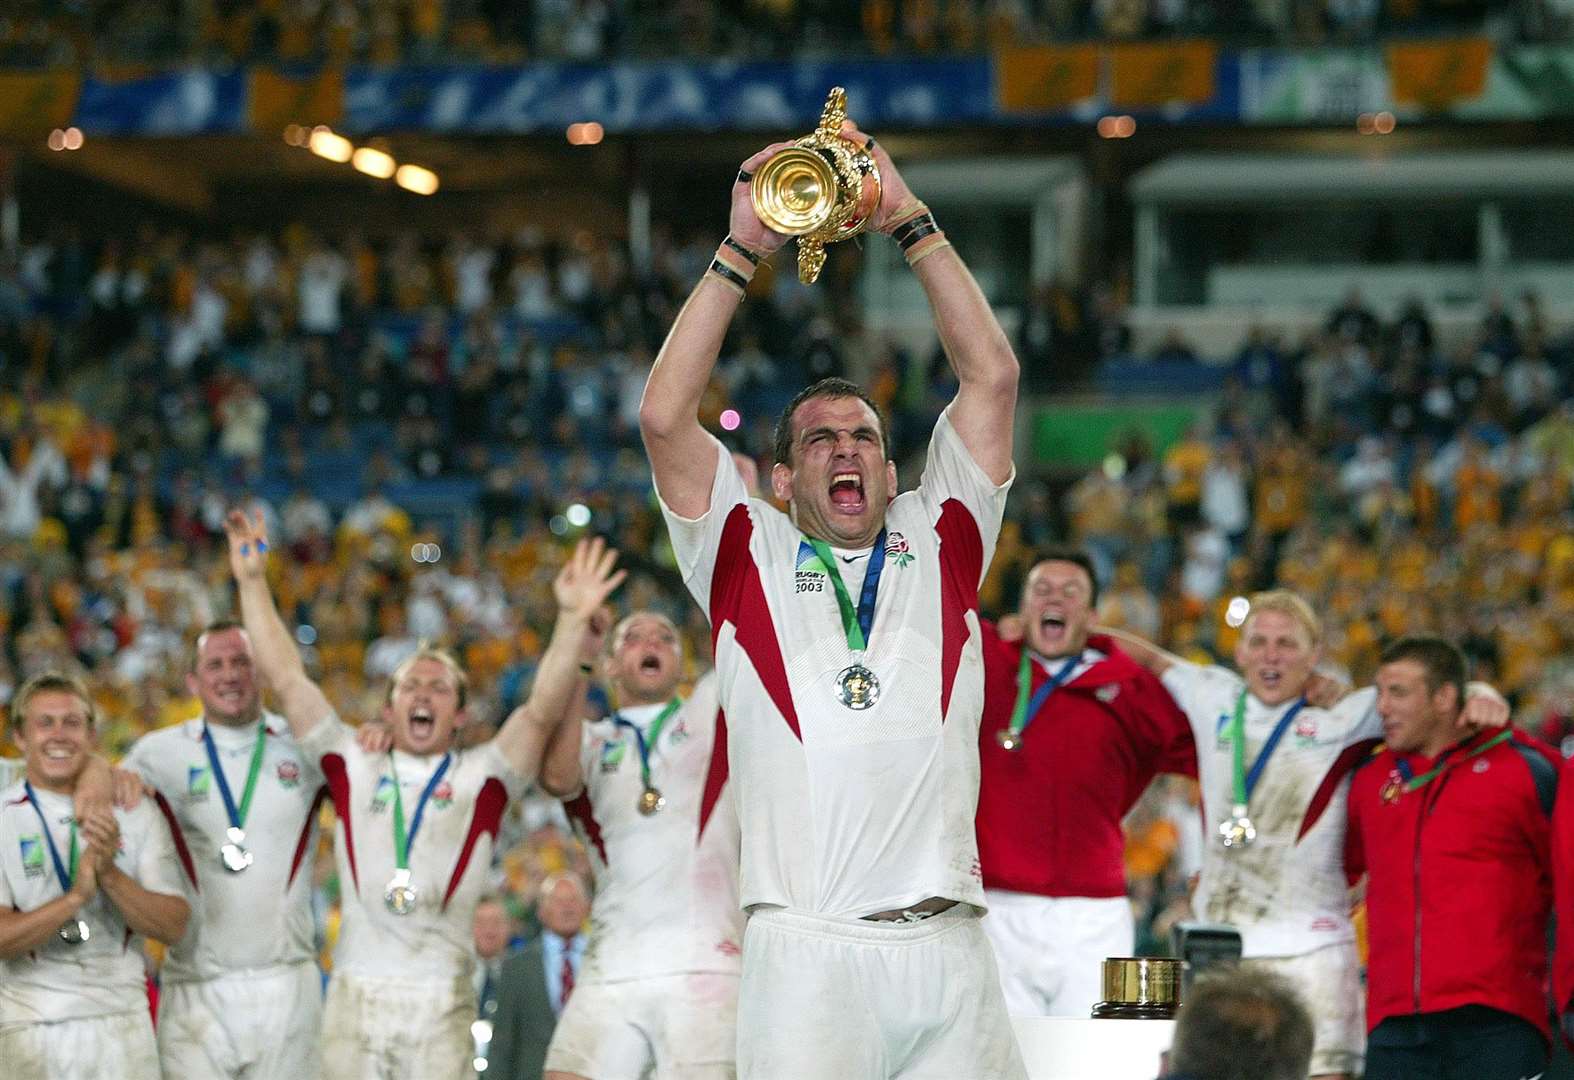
[225,511,626,1080]
[0,672,190,1080]
[974,550,1195,1017]
[1110,593,1507,1080]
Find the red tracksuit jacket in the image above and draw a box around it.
[975,626,1196,899]
[1346,728,1559,1040]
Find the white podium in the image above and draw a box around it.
[1011,1016,1175,1080]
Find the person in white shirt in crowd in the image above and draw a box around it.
[1108,591,1506,1080]
[538,607,741,1080]
[225,510,624,1080]
[0,672,189,1080]
[640,122,1026,1079]
[123,620,326,1079]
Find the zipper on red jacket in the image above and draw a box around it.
[1411,759,1457,1013]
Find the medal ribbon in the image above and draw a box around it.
[1396,728,1513,793]
[201,721,268,836]
[612,697,683,792]
[1229,691,1307,809]
[389,752,453,871]
[806,531,887,651]
[24,782,79,893]
[1008,651,1082,737]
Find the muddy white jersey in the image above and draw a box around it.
[659,409,1011,918]
[0,781,186,1023]
[563,671,742,981]
[298,714,527,979]
[1162,661,1379,957]
[123,711,324,983]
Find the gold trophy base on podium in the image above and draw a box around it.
[750,87,882,284]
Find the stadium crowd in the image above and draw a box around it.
[1,0,1570,69]
[2,218,1571,960]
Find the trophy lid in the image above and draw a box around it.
[1100,957,1182,1006]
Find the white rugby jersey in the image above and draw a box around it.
[1162,661,1380,957]
[563,671,742,981]
[660,409,1010,918]
[298,715,526,979]
[0,780,185,1023]
[123,711,324,983]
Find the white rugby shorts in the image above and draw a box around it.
[320,970,474,1080]
[1243,941,1364,1077]
[158,962,323,1079]
[545,971,739,1080]
[737,905,1028,1080]
[0,1009,159,1079]
[981,889,1135,1018]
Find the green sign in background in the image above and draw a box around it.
[1031,402,1200,467]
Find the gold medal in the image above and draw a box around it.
[995,729,1022,752]
[836,663,880,710]
[638,787,666,816]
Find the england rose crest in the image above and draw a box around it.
[276,760,301,789]
[885,532,914,569]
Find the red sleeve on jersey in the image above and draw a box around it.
[152,790,199,892]
[321,753,359,893]
[935,498,982,720]
[697,708,729,842]
[288,786,328,890]
[442,777,508,911]
[1299,737,1383,842]
[710,504,801,741]
[565,790,607,864]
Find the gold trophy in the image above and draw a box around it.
[751,87,882,284]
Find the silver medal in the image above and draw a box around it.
[58,918,90,945]
[384,869,418,915]
[220,826,253,873]
[1218,804,1257,849]
[836,663,880,710]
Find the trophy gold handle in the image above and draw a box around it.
[748,86,880,285]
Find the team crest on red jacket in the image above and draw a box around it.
[1095,684,1118,703]
[277,760,301,788]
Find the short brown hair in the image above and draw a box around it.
[772,377,889,466]
[12,671,97,733]
[386,646,470,709]
[1379,634,1467,705]
[1168,967,1314,1080]
[190,619,248,673]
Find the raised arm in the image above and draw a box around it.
[639,143,792,518]
[537,605,610,799]
[493,538,626,779]
[1099,625,1182,677]
[846,125,1019,484]
[224,509,334,740]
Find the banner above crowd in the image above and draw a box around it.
[3,41,1572,137]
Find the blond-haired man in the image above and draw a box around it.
[1110,591,1505,1080]
[0,672,190,1079]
